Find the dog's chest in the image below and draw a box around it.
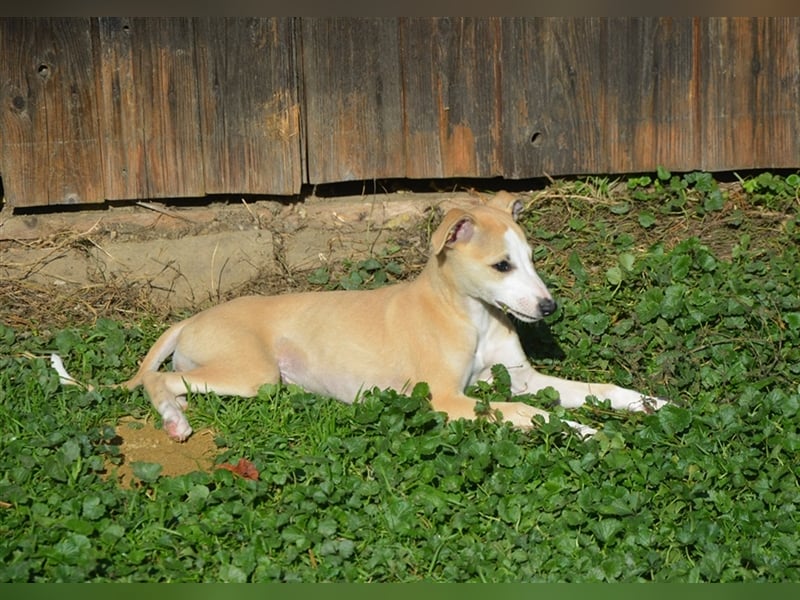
[465,309,522,385]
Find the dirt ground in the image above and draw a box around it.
[0,190,484,484]
[0,191,479,315]
[107,416,219,488]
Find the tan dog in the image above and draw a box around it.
[53,192,666,441]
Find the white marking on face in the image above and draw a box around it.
[490,229,553,321]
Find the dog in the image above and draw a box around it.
[53,192,667,441]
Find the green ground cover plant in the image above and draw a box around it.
[1,171,798,581]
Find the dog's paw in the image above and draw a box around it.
[164,418,193,442]
[628,395,670,414]
[159,402,193,442]
[563,419,598,439]
[605,386,669,413]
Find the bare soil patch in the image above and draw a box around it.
[107,417,219,488]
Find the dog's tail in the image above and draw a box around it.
[50,320,187,391]
[120,321,186,390]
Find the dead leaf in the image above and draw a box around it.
[217,457,259,480]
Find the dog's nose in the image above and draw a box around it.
[539,297,557,316]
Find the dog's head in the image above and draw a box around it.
[431,191,556,322]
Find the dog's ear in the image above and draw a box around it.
[488,191,525,221]
[432,209,475,254]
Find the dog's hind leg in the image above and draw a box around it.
[140,371,194,441]
[141,361,280,442]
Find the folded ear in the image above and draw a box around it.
[488,191,525,222]
[431,208,475,254]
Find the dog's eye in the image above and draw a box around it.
[492,260,512,273]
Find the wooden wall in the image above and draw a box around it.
[1,17,798,209]
[1,17,302,208]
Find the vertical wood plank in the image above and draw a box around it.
[0,18,103,207]
[700,17,800,171]
[96,17,142,200]
[194,18,302,196]
[97,17,204,200]
[400,17,504,179]
[602,17,697,173]
[301,17,404,184]
[499,18,608,178]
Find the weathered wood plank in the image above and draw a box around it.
[194,17,302,196]
[97,17,204,200]
[301,17,404,184]
[495,17,697,178]
[96,17,142,200]
[499,18,608,178]
[602,17,697,174]
[700,17,800,171]
[401,17,504,179]
[0,18,103,207]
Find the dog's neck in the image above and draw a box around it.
[418,253,500,333]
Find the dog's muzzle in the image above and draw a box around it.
[497,297,557,322]
[539,297,557,317]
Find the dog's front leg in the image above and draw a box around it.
[508,367,668,413]
[478,327,666,422]
[431,392,595,438]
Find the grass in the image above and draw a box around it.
[1,170,799,581]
